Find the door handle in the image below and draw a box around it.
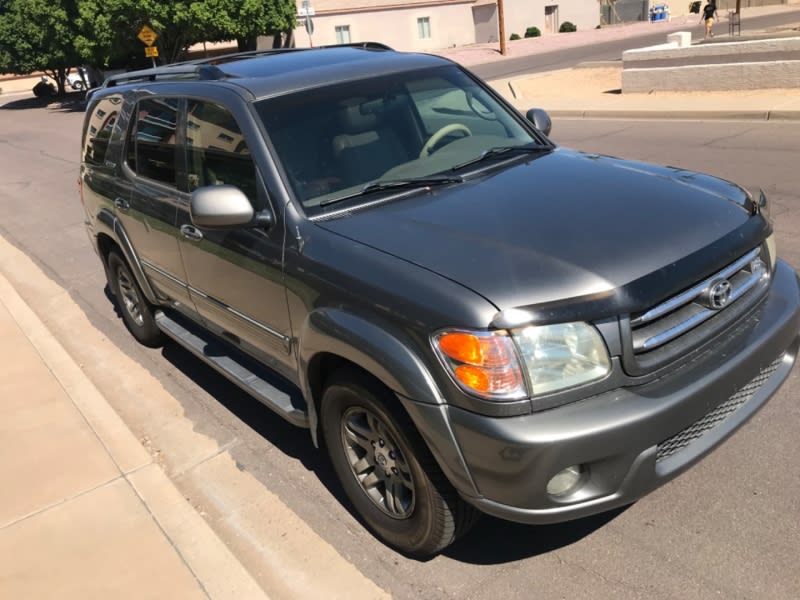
[114,197,130,211]
[180,224,204,242]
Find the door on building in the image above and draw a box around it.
[545,5,559,33]
[472,4,498,43]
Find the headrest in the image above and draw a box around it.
[337,100,378,134]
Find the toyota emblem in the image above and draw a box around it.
[703,279,733,310]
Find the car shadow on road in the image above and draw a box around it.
[443,505,629,564]
[158,337,347,490]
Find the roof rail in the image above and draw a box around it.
[103,64,228,88]
[99,42,395,89]
[319,42,394,51]
[189,42,394,66]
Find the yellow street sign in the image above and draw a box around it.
[144,46,159,58]
[138,25,158,46]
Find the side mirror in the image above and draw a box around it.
[526,108,552,137]
[190,185,272,228]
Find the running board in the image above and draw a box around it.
[155,311,309,428]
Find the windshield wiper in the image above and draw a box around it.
[319,174,464,207]
[451,144,552,172]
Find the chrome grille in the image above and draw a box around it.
[626,246,770,374]
[656,356,782,462]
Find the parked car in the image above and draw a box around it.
[79,44,800,557]
[67,69,87,91]
[68,66,103,91]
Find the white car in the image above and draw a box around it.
[67,68,88,91]
[68,66,103,91]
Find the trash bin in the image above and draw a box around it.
[650,4,668,21]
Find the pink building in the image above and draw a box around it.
[290,0,600,51]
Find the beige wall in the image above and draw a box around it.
[293,0,600,51]
[294,4,476,51]
[504,0,599,38]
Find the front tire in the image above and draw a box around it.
[107,251,164,348]
[321,369,477,557]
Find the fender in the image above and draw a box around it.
[296,307,480,498]
[96,207,159,305]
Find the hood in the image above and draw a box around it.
[316,149,766,320]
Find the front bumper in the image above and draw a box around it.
[439,260,800,524]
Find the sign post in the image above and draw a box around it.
[299,0,315,47]
[138,25,159,67]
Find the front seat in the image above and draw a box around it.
[332,99,407,186]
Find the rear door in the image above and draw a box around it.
[119,96,193,308]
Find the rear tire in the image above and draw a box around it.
[107,251,164,348]
[321,369,478,557]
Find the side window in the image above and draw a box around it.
[186,100,256,202]
[127,97,179,185]
[82,96,120,167]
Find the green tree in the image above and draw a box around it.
[74,0,204,66]
[74,0,297,69]
[0,0,82,94]
[191,0,296,52]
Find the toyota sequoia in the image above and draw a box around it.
[79,44,800,557]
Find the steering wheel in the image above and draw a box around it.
[419,123,472,158]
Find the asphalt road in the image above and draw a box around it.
[1,99,798,599]
[470,9,800,80]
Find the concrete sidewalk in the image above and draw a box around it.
[488,65,800,121]
[0,268,268,598]
[434,4,800,121]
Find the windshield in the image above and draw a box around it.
[255,65,547,214]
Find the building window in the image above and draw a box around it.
[335,25,351,44]
[417,17,431,39]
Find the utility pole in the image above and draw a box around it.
[497,0,507,55]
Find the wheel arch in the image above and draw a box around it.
[94,208,158,305]
[297,308,480,498]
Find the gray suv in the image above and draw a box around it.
[80,44,800,557]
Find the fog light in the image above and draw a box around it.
[546,465,585,497]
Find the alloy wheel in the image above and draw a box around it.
[116,268,144,326]
[340,406,415,518]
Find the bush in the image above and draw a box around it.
[509,33,521,40]
[524,26,541,38]
[559,21,577,33]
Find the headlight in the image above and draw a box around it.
[433,322,611,401]
[513,322,611,396]
[433,331,527,400]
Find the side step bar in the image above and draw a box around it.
[155,311,309,428]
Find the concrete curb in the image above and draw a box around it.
[0,235,270,600]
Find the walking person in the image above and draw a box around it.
[701,0,718,39]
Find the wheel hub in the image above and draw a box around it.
[341,407,415,519]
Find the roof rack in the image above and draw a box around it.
[190,41,395,66]
[103,64,228,88]
[100,42,395,88]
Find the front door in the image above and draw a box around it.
[176,99,295,379]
